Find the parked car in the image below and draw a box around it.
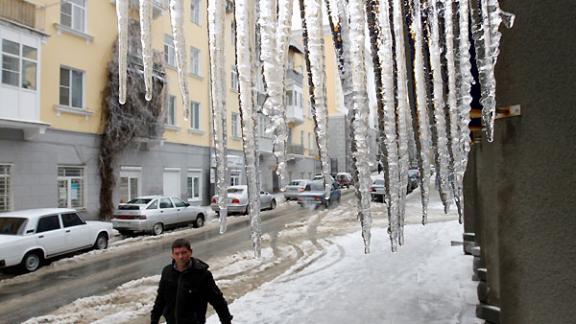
[210,185,276,215]
[0,208,113,273]
[283,179,311,201]
[369,178,386,203]
[312,174,335,183]
[111,196,206,236]
[297,180,342,209]
[335,172,353,188]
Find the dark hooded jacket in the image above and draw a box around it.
[151,257,233,324]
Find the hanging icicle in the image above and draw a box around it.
[409,0,432,225]
[427,0,452,214]
[115,0,128,105]
[346,0,372,253]
[300,0,332,199]
[208,0,229,234]
[168,0,190,119]
[234,0,262,257]
[139,0,153,101]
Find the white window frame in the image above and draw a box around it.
[60,0,87,33]
[59,66,85,109]
[119,166,141,203]
[230,171,240,186]
[190,101,200,130]
[190,0,201,25]
[165,95,176,125]
[164,35,176,67]
[57,166,86,209]
[0,164,11,212]
[231,112,240,138]
[187,169,202,201]
[231,65,238,92]
[1,39,38,90]
[190,47,201,77]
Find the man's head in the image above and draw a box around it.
[171,238,192,269]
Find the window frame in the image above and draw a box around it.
[164,35,176,67]
[165,95,176,126]
[190,0,201,25]
[190,101,200,130]
[0,164,11,212]
[190,47,201,77]
[187,170,202,201]
[230,65,239,92]
[1,39,38,90]
[60,0,87,33]
[57,166,86,209]
[231,112,240,138]
[59,66,85,109]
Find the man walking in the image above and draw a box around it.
[151,238,233,324]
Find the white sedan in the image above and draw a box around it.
[0,208,113,273]
[210,185,277,215]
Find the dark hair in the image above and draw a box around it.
[172,238,192,252]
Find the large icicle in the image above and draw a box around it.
[208,0,228,233]
[300,0,332,201]
[442,0,464,218]
[346,0,372,253]
[168,0,190,119]
[139,0,153,101]
[115,0,128,105]
[427,0,452,213]
[234,0,262,257]
[392,0,412,245]
[374,0,400,251]
[409,0,432,225]
[471,0,514,142]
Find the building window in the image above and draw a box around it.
[164,35,176,67]
[231,65,238,92]
[190,47,201,76]
[190,101,200,130]
[0,165,11,212]
[60,0,86,32]
[187,171,201,201]
[231,112,240,138]
[230,171,240,186]
[191,0,200,24]
[286,90,293,106]
[58,166,85,209]
[119,167,141,203]
[1,40,37,90]
[165,95,176,125]
[59,67,84,109]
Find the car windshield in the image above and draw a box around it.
[126,198,153,204]
[0,217,27,235]
[289,180,305,186]
[227,188,244,194]
[373,179,385,186]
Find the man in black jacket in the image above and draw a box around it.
[151,238,233,324]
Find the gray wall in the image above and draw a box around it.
[466,1,576,323]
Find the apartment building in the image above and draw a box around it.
[0,0,319,218]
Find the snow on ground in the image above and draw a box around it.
[207,221,479,324]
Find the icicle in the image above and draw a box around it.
[409,0,431,225]
[115,0,128,105]
[442,0,463,218]
[168,0,190,119]
[139,0,153,101]
[300,0,332,200]
[427,0,452,214]
[392,0,412,245]
[471,0,514,142]
[208,0,228,233]
[345,0,372,253]
[235,0,262,257]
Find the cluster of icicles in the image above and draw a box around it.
[114,0,514,255]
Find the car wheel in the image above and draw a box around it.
[21,251,42,273]
[94,233,109,250]
[152,223,164,236]
[270,200,277,210]
[193,214,205,228]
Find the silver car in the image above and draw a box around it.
[210,185,276,215]
[111,196,206,236]
[283,179,311,201]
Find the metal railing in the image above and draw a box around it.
[0,0,36,28]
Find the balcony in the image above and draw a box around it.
[287,144,304,155]
[286,68,303,86]
[286,104,304,125]
[0,0,36,28]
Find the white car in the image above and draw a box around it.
[211,185,276,215]
[112,196,207,236]
[0,208,113,273]
[283,179,311,201]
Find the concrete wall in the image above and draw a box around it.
[466,1,576,323]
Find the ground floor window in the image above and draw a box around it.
[58,166,85,209]
[0,165,11,211]
[230,170,240,186]
[119,167,141,203]
[187,170,202,201]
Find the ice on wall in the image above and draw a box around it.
[115,0,128,105]
[169,0,190,119]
